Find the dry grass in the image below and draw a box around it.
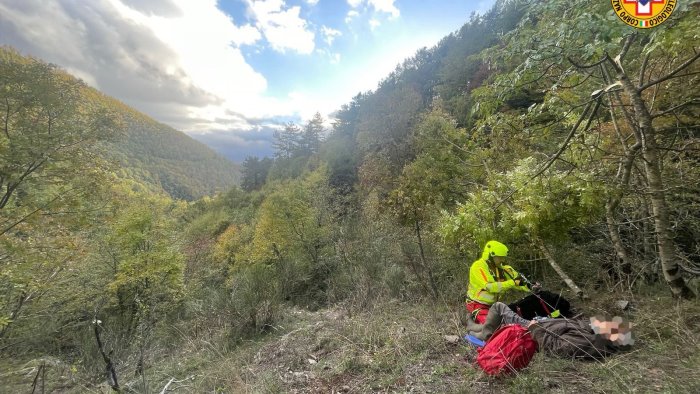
[2,292,699,393]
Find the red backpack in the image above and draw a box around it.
[476,324,538,375]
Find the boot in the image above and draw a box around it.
[465,312,482,332]
[470,307,502,341]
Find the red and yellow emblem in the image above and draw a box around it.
[611,0,677,28]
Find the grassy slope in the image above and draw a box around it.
[4,290,697,393]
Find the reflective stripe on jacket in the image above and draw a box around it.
[466,258,528,305]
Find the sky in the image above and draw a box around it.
[0,0,496,161]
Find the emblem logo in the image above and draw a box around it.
[611,0,677,28]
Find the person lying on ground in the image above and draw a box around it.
[467,302,633,360]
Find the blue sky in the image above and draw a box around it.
[0,0,496,161]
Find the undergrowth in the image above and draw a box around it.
[1,291,699,393]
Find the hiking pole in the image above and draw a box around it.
[517,273,562,318]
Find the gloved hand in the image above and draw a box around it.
[502,279,517,289]
[513,274,527,287]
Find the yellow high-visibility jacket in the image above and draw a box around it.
[467,258,529,305]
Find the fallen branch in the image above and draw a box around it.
[93,320,119,392]
[159,375,196,394]
[536,238,586,300]
[30,361,45,394]
[159,378,175,394]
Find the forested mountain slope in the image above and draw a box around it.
[103,114,240,200]
[1,46,240,201]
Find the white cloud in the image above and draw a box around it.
[340,34,439,96]
[102,0,280,129]
[346,0,399,18]
[345,10,359,24]
[63,66,100,88]
[368,0,399,19]
[331,53,341,64]
[0,0,436,161]
[305,0,320,5]
[246,0,315,54]
[321,26,342,45]
[345,0,399,30]
[286,91,339,126]
[315,48,341,65]
[0,0,329,139]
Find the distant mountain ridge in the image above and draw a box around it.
[7,46,242,200]
[103,111,241,200]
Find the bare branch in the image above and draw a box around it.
[614,34,637,70]
[159,378,175,394]
[651,98,700,119]
[639,51,700,91]
[0,186,77,236]
[0,158,48,209]
[534,99,597,177]
[567,56,607,70]
[558,73,592,89]
[515,62,556,88]
[638,52,651,88]
[492,99,597,210]
[93,321,120,392]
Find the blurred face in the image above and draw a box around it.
[590,316,634,346]
[492,256,506,265]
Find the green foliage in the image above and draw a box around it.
[228,263,280,336]
[0,47,120,227]
[240,156,273,192]
[441,157,604,249]
[105,196,185,321]
[104,117,240,200]
[390,108,474,215]
[249,167,338,306]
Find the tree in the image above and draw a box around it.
[250,167,337,305]
[597,34,698,298]
[300,112,325,156]
[463,1,698,298]
[272,122,302,159]
[240,156,273,191]
[386,109,477,298]
[0,48,120,234]
[0,48,121,339]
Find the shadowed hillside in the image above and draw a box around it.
[104,115,240,200]
[1,46,240,201]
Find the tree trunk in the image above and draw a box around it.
[603,142,639,284]
[600,66,639,285]
[414,214,439,300]
[605,206,633,283]
[93,322,120,392]
[609,44,695,299]
[639,131,694,298]
[536,238,586,299]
